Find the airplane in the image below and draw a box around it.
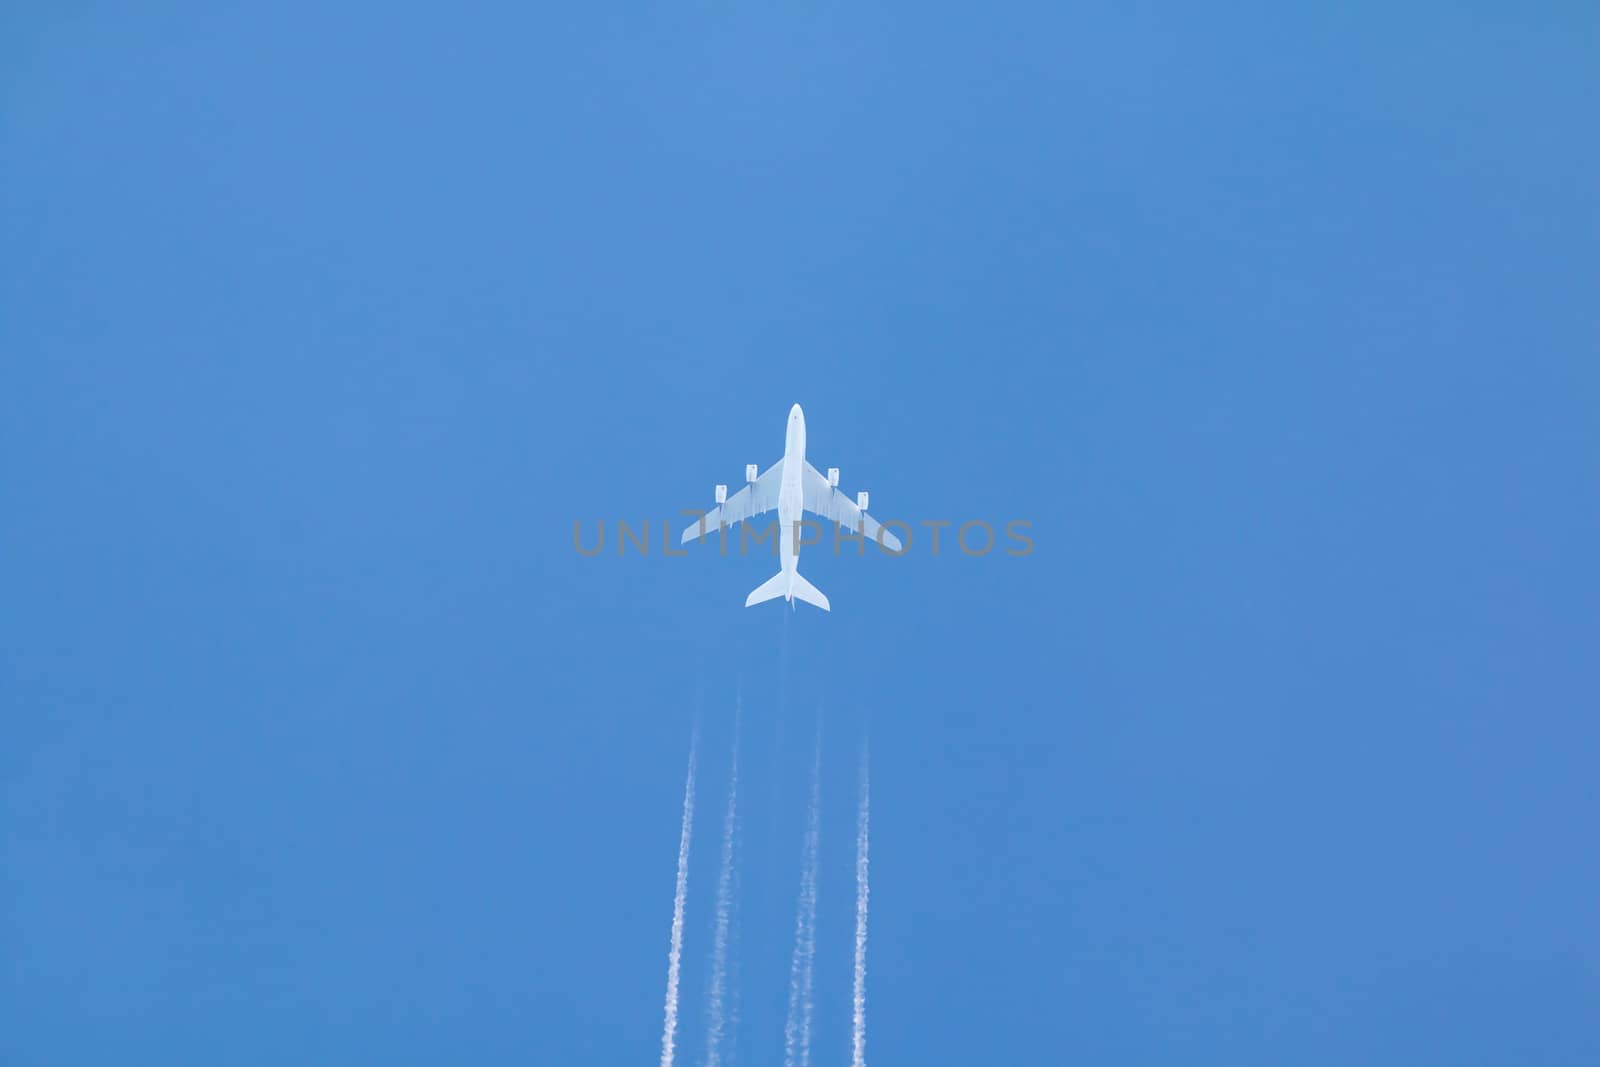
[680,403,902,611]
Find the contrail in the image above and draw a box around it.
[703,694,742,1067]
[783,734,822,1067]
[851,748,870,1067]
[660,732,698,1067]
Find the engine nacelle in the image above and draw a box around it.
[856,491,869,512]
[714,484,727,504]
[745,463,759,483]
[827,467,840,488]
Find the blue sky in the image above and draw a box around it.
[2,4,1596,1064]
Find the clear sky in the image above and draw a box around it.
[2,4,1596,1065]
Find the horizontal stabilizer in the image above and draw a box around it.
[790,572,830,612]
[745,571,788,607]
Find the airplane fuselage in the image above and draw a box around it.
[778,403,807,596]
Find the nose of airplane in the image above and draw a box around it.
[790,403,803,420]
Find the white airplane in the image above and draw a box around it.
[681,403,902,611]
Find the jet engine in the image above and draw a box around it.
[827,467,840,487]
[714,484,727,504]
[857,491,869,512]
[745,464,759,483]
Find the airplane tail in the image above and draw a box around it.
[744,570,831,611]
[790,572,830,612]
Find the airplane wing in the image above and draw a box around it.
[680,459,785,544]
[802,461,903,552]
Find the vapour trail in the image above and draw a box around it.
[783,734,822,1067]
[703,692,742,1067]
[767,608,791,874]
[851,747,871,1067]
[660,732,698,1067]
